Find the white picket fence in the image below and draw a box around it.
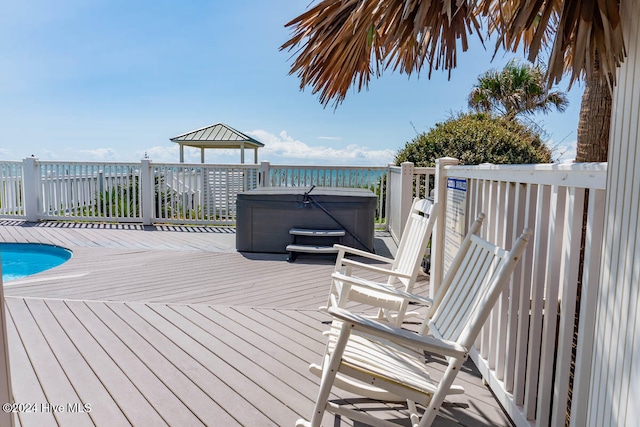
[387,162,435,242]
[428,160,607,427]
[37,161,142,221]
[3,158,388,225]
[0,162,23,218]
[148,163,262,224]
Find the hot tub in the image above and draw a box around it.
[236,187,377,253]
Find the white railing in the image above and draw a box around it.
[149,163,261,224]
[38,161,142,222]
[3,159,390,226]
[0,162,23,218]
[432,162,607,427]
[387,163,436,242]
[412,166,436,199]
[386,166,404,241]
[265,164,383,187]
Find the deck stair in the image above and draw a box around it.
[286,228,345,262]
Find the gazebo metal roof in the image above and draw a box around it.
[170,122,264,163]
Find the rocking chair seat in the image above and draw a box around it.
[328,198,442,325]
[323,309,467,401]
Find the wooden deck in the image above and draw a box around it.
[0,221,512,427]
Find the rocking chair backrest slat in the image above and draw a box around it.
[427,226,532,349]
[433,245,484,330]
[390,198,437,287]
[458,232,530,347]
[428,214,486,311]
[433,242,498,340]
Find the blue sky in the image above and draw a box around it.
[0,0,583,165]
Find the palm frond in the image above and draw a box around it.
[281,0,625,106]
[498,0,625,86]
[281,0,484,107]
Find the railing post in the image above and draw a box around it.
[140,159,153,226]
[22,156,39,222]
[385,163,393,232]
[430,157,459,298]
[260,161,270,187]
[399,162,414,235]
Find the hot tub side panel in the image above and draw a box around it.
[236,190,376,253]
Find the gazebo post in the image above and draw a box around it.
[180,144,184,163]
[200,148,205,164]
[254,147,258,164]
[241,142,245,164]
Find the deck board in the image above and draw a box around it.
[124,302,291,426]
[65,300,200,426]
[43,299,167,426]
[4,247,405,310]
[5,303,57,427]
[103,302,257,426]
[6,299,94,427]
[23,299,127,427]
[0,221,512,427]
[152,304,318,422]
[117,304,277,425]
[84,302,230,426]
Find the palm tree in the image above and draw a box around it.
[484,3,611,162]
[468,59,569,119]
[575,55,612,162]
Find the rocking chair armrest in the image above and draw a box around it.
[328,306,467,359]
[333,244,395,264]
[331,272,433,306]
[336,260,412,279]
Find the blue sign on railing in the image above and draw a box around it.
[447,178,467,191]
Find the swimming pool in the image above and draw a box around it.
[1,243,72,282]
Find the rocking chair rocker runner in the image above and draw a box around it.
[326,198,444,326]
[298,224,532,427]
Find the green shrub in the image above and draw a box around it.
[395,112,552,166]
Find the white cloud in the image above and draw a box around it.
[77,148,119,161]
[317,136,342,141]
[248,130,394,166]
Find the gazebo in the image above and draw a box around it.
[170,122,264,164]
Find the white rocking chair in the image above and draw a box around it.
[298,224,532,427]
[326,198,442,326]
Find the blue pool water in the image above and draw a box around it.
[1,243,72,282]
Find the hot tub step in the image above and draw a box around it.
[286,243,339,262]
[287,228,345,262]
[289,228,346,237]
[286,244,339,254]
